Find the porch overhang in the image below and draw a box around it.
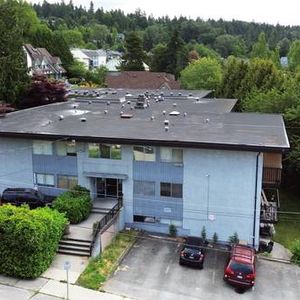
[83,172,128,180]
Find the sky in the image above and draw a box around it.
[28,0,300,26]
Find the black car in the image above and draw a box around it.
[179,236,207,269]
[0,188,52,209]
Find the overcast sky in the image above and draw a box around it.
[29,0,300,26]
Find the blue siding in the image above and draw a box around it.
[33,154,77,176]
[133,197,183,220]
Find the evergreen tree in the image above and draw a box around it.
[120,32,145,71]
[288,40,300,72]
[250,32,270,59]
[150,43,168,72]
[0,0,29,104]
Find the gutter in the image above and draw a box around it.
[253,152,261,248]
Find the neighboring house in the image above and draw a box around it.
[71,48,107,69]
[280,56,288,68]
[0,89,289,248]
[106,71,181,89]
[23,44,66,79]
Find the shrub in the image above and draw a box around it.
[212,232,219,244]
[0,205,67,278]
[201,226,207,241]
[68,78,81,85]
[228,232,239,244]
[291,240,300,264]
[52,185,92,224]
[169,224,177,237]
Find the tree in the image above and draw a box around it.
[0,0,30,104]
[288,40,300,72]
[193,43,220,60]
[150,43,168,72]
[68,60,87,79]
[180,57,222,90]
[250,32,270,59]
[278,37,290,57]
[214,34,246,58]
[19,74,67,109]
[120,32,145,71]
[165,29,188,77]
[218,56,248,99]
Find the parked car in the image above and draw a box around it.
[179,236,206,269]
[223,244,256,289]
[0,188,52,209]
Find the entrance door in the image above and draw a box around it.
[96,178,122,198]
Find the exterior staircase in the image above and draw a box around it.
[57,237,91,257]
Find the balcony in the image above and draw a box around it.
[262,167,282,187]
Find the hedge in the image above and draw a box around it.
[0,205,67,279]
[52,185,92,224]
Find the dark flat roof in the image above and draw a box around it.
[0,96,289,152]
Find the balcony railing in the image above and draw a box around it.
[262,167,282,187]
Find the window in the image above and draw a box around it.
[57,141,76,156]
[34,173,54,186]
[88,144,121,159]
[58,175,78,189]
[133,146,155,161]
[133,215,156,223]
[160,182,182,198]
[160,147,183,163]
[160,219,183,227]
[33,140,53,155]
[133,181,155,197]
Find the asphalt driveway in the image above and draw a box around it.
[103,236,300,300]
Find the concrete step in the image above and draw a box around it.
[57,249,90,257]
[59,244,91,252]
[61,237,92,243]
[59,240,91,248]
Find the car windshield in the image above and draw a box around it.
[229,261,253,274]
[183,246,202,254]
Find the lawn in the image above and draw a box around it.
[77,230,138,290]
[273,189,300,250]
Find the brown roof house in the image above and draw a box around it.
[105,71,181,89]
[23,44,66,79]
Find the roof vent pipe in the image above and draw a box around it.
[80,117,87,122]
[184,112,187,117]
[173,103,177,107]
[59,115,64,120]
[150,116,155,121]
[104,110,108,114]
[165,126,169,131]
[164,120,169,126]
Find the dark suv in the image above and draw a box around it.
[179,236,206,269]
[0,188,52,209]
[224,244,256,289]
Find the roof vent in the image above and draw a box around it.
[169,111,180,116]
[121,104,125,108]
[121,114,133,119]
[189,93,193,96]
[59,115,64,120]
[150,116,155,121]
[164,120,169,126]
[135,94,147,109]
[178,93,182,96]
[80,117,87,122]
[165,126,169,132]
[73,104,79,109]
[107,101,110,105]
[196,97,200,102]
[120,111,124,115]
[184,112,187,117]
[162,110,166,115]
[104,110,108,114]
[127,100,131,104]
[205,118,210,123]
[88,100,92,104]
[173,103,177,107]
[170,92,173,96]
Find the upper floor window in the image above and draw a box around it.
[133,180,155,197]
[133,146,155,161]
[160,182,183,198]
[57,141,76,156]
[88,143,121,159]
[58,175,78,189]
[33,140,53,155]
[160,147,183,163]
[34,173,55,187]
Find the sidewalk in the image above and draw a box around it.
[0,276,134,300]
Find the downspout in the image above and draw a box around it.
[253,152,261,248]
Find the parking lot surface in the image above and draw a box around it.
[103,236,300,300]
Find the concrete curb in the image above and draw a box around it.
[258,254,292,264]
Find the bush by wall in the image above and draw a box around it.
[0,205,67,279]
[291,240,300,264]
[52,185,92,224]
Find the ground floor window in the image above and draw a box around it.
[57,175,78,189]
[133,215,156,223]
[160,219,183,227]
[34,173,55,187]
[160,182,183,198]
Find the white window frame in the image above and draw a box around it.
[34,173,55,187]
[133,146,156,161]
[160,147,183,164]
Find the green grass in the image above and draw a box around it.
[77,230,138,290]
[273,189,300,250]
